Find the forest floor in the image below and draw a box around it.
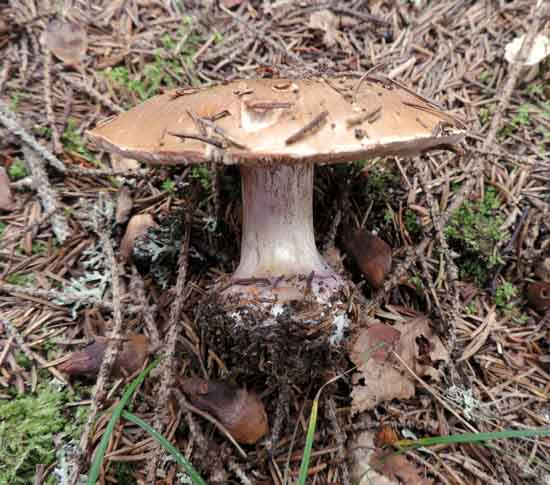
[0,0,549,484]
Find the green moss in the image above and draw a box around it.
[404,209,422,236]
[102,22,203,103]
[5,273,35,286]
[62,119,96,162]
[0,386,68,484]
[495,281,518,311]
[7,158,27,180]
[190,165,212,190]
[445,187,507,284]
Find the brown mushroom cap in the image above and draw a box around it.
[88,76,465,166]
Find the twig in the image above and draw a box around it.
[327,397,351,485]
[68,215,125,484]
[0,206,58,249]
[23,147,70,243]
[129,267,161,347]
[61,74,124,114]
[147,210,192,482]
[0,282,109,309]
[0,99,66,173]
[43,50,62,154]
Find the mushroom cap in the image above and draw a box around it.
[88,76,465,166]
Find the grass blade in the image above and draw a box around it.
[87,359,160,484]
[395,427,550,450]
[122,410,206,485]
[297,397,319,485]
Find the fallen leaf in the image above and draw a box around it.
[350,431,399,485]
[116,186,133,224]
[527,281,550,312]
[58,333,150,377]
[120,213,157,262]
[0,167,15,211]
[111,153,140,172]
[178,377,269,444]
[309,10,339,47]
[370,448,432,485]
[344,230,392,289]
[42,19,88,65]
[505,34,550,66]
[351,317,448,413]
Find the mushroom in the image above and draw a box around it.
[88,76,464,304]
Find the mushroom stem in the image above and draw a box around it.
[230,164,344,300]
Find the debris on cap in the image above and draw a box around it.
[42,19,88,65]
[88,76,465,167]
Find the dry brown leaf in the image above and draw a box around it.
[458,308,496,361]
[58,334,150,377]
[111,153,140,172]
[116,186,133,224]
[120,214,157,262]
[0,167,15,211]
[42,20,88,65]
[370,448,432,485]
[178,377,269,444]
[350,431,397,484]
[351,317,448,413]
[309,10,339,47]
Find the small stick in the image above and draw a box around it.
[285,111,328,145]
[68,213,126,485]
[43,50,62,154]
[346,106,382,127]
[23,147,69,243]
[199,118,248,150]
[147,211,192,481]
[246,101,293,111]
[61,74,124,114]
[0,100,66,173]
[168,131,225,149]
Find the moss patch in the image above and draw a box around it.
[0,386,69,484]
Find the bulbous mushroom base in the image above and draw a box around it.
[198,290,352,388]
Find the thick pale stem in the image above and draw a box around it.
[232,164,343,300]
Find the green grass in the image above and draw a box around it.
[394,427,550,451]
[87,359,205,485]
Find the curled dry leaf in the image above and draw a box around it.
[350,317,448,413]
[527,282,550,312]
[120,213,157,262]
[504,34,550,66]
[111,153,140,172]
[42,19,88,65]
[58,333,150,377]
[535,258,550,282]
[309,10,339,47]
[116,186,133,224]
[344,231,392,289]
[178,377,269,444]
[350,430,432,485]
[0,167,15,211]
